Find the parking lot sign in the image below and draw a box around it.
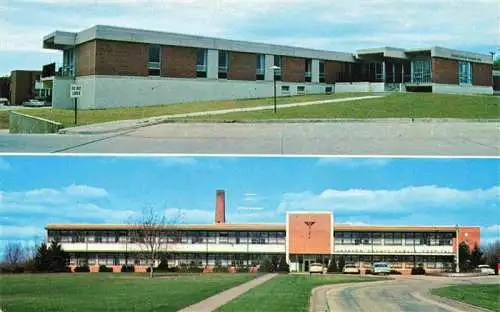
[70,84,82,98]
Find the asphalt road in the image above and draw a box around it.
[325,275,499,312]
[0,121,498,155]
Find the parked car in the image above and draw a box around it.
[343,263,360,274]
[0,98,9,106]
[309,263,324,275]
[22,99,46,107]
[476,264,495,275]
[372,262,391,275]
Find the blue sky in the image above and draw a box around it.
[1,0,499,76]
[0,156,499,253]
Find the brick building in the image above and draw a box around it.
[9,70,43,105]
[47,190,480,274]
[40,25,494,109]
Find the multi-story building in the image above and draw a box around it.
[9,70,50,106]
[46,190,480,274]
[40,25,494,110]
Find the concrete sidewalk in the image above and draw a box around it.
[59,95,384,135]
[177,273,277,312]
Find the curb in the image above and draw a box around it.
[59,118,500,135]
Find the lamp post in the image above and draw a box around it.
[455,225,459,273]
[269,65,281,114]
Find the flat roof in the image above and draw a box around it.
[46,223,469,232]
[43,25,356,63]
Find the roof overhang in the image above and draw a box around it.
[356,47,409,60]
[42,31,77,50]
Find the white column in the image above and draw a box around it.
[207,49,219,79]
[312,59,320,83]
[264,54,275,81]
[381,60,386,82]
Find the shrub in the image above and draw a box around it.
[327,258,338,273]
[411,267,426,275]
[213,265,228,273]
[99,265,113,272]
[276,257,289,273]
[121,265,135,272]
[236,266,249,273]
[390,270,402,275]
[74,265,90,273]
[188,266,203,273]
[365,269,372,275]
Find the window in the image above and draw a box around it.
[256,54,265,80]
[404,232,414,245]
[319,61,325,83]
[458,61,472,84]
[218,50,229,79]
[325,86,333,94]
[439,233,453,246]
[411,59,431,83]
[219,232,229,244]
[305,59,312,82]
[196,49,208,78]
[372,232,382,245]
[384,232,402,245]
[281,85,290,92]
[148,44,161,76]
[274,55,282,81]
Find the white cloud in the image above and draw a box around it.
[0,157,11,170]
[277,186,500,213]
[1,184,109,205]
[63,184,109,197]
[482,224,500,234]
[316,158,392,168]
[237,206,264,211]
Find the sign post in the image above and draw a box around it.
[70,84,82,125]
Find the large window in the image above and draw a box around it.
[196,49,208,78]
[411,59,431,83]
[256,54,265,80]
[458,61,472,84]
[148,44,161,76]
[305,59,312,82]
[273,55,282,81]
[384,232,402,246]
[218,50,229,79]
[319,61,325,83]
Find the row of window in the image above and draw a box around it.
[147,44,327,81]
[290,255,454,269]
[334,232,454,246]
[49,230,286,245]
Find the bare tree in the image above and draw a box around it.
[129,206,182,278]
[483,240,500,268]
[3,241,27,267]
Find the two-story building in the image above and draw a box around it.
[40,25,494,110]
[45,190,480,274]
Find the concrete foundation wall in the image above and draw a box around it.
[9,111,63,133]
[334,82,385,93]
[75,75,339,109]
[432,83,493,95]
[52,77,74,109]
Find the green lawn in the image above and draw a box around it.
[0,273,259,312]
[186,93,500,121]
[0,93,361,129]
[431,283,500,312]
[216,274,387,312]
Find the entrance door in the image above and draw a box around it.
[304,260,310,272]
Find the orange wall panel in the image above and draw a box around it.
[288,213,332,254]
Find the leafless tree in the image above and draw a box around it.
[129,206,182,278]
[2,241,27,266]
[483,240,500,267]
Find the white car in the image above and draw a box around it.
[0,98,9,106]
[343,264,360,274]
[309,263,324,275]
[476,264,495,275]
[22,99,46,107]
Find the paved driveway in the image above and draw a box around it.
[317,275,499,312]
[1,121,498,155]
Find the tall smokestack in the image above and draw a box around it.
[215,190,226,224]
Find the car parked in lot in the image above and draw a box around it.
[309,263,324,275]
[476,264,495,275]
[342,263,360,274]
[372,262,391,275]
[22,99,46,107]
[0,97,10,106]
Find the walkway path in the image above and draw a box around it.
[60,95,384,135]
[177,273,277,312]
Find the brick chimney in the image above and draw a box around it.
[215,190,226,224]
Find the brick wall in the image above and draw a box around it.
[162,46,197,78]
[76,41,96,76]
[472,63,492,86]
[282,56,305,82]
[10,71,40,105]
[93,40,149,76]
[324,61,343,83]
[432,57,458,84]
[227,52,256,81]
[452,226,480,252]
[288,213,332,254]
